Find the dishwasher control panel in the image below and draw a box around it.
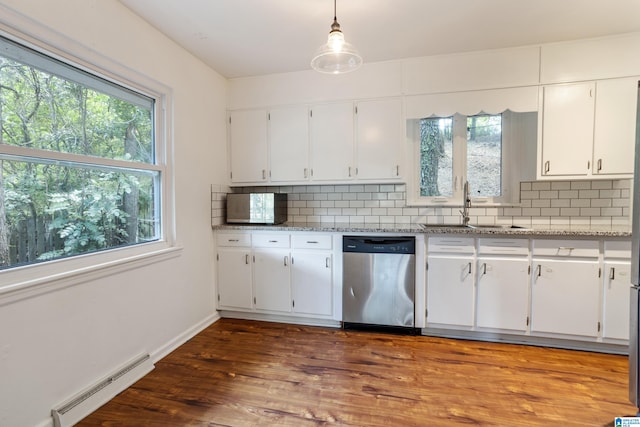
[343,236,415,254]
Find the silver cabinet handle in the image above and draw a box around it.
[228,239,239,242]
[306,240,318,244]
[544,161,550,174]
[268,240,278,243]
[284,256,288,266]
[597,159,602,172]
[537,264,542,277]
[482,263,487,275]
[245,254,249,265]
[396,165,400,176]
[610,267,616,280]
[348,166,352,177]
[304,168,308,179]
[326,257,330,268]
[468,262,472,274]
[262,169,266,179]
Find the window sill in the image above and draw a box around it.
[0,244,183,307]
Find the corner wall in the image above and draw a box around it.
[0,1,227,426]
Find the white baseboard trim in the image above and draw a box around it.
[151,312,220,362]
[34,312,220,427]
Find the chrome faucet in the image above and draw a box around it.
[459,181,471,226]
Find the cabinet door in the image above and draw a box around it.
[309,102,354,181]
[355,98,403,180]
[531,259,600,337]
[269,106,310,182]
[217,248,253,310]
[476,258,529,332]
[603,261,631,340]
[291,252,332,316]
[540,82,594,177]
[253,248,291,312]
[593,78,637,176]
[426,256,475,327]
[229,110,268,183]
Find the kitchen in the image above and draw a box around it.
[2,1,640,426]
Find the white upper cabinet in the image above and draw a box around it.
[309,102,355,181]
[593,77,637,176]
[539,82,595,178]
[229,110,268,183]
[355,98,403,180]
[538,78,637,179]
[269,105,310,182]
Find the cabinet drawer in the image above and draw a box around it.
[252,233,290,248]
[292,234,332,250]
[604,240,632,259]
[532,239,599,258]
[478,238,528,256]
[217,233,251,247]
[428,237,474,254]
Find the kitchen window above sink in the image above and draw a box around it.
[406,110,538,207]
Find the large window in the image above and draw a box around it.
[411,110,535,206]
[0,36,162,269]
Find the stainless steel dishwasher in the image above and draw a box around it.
[342,236,416,330]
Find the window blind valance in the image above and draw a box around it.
[404,86,539,118]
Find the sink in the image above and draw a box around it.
[419,224,470,229]
[467,224,529,230]
[419,224,530,231]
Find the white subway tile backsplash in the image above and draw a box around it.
[599,189,621,198]
[227,178,629,227]
[571,181,592,190]
[591,181,613,190]
[551,181,571,190]
[532,182,551,191]
[578,190,600,199]
[571,199,590,208]
[580,207,600,216]
[551,199,571,208]
[539,190,559,199]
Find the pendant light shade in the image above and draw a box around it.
[311,0,362,74]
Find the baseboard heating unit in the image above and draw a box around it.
[51,353,154,427]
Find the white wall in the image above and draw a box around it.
[0,1,228,426]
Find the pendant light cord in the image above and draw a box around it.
[334,0,337,21]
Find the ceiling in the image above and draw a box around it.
[119,0,640,79]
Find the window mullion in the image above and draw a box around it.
[452,114,467,203]
[0,145,161,173]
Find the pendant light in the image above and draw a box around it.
[310,0,362,74]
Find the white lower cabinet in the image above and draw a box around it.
[291,252,333,316]
[426,237,475,327]
[216,231,335,321]
[216,233,253,310]
[476,238,530,332]
[217,248,253,310]
[476,257,530,332]
[253,248,291,313]
[602,241,632,341]
[531,240,601,338]
[602,261,631,340]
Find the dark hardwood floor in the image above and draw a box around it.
[79,318,637,426]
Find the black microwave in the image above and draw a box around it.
[226,193,288,224]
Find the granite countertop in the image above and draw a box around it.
[214,222,632,238]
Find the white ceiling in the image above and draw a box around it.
[119,0,640,79]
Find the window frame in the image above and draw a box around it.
[408,110,521,207]
[0,23,177,300]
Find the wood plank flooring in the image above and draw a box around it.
[79,319,638,426]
